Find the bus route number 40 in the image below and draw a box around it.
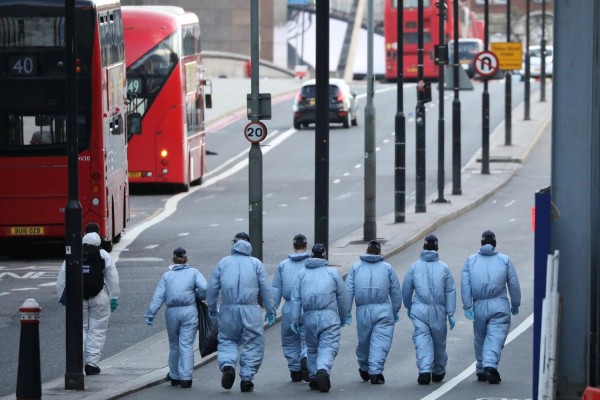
[244,121,268,144]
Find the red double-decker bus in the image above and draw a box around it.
[0,0,133,250]
[384,0,482,81]
[123,6,211,192]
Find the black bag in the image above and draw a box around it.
[82,247,105,300]
[196,299,218,358]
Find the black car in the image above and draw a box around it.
[292,78,358,129]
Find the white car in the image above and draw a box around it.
[520,45,553,78]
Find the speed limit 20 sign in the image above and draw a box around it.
[244,121,267,144]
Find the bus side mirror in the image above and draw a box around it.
[128,113,142,136]
[205,93,212,109]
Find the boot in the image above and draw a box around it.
[476,372,487,382]
[370,374,385,384]
[432,372,445,382]
[180,380,192,388]
[316,369,331,393]
[417,373,431,385]
[309,379,319,390]
[166,373,181,387]
[290,370,303,382]
[240,380,254,392]
[221,366,235,389]
[484,367,501,384]
[84,364,101,376]
[359,368,370,382]
[301,356,309,382]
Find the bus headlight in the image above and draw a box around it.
[162,168,168,175]
[92,198,100,206]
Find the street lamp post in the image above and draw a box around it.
[504,0,512,145]
[451,0,461,195]
[481,0,490,175]
[364,0,377,241]
[524,0,531,120]
[395,0,406,222]
[415,0,426,213]
[540,0,546,102]
[435,0,447,204]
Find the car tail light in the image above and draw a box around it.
[337,91,344,103]
[296,92,303,103]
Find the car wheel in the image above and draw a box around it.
[343,113,351,129]
[294,119,301,130]
[352,113,358,126]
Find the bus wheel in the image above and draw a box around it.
[103,240,113,253]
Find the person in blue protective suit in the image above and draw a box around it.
[403,234,456,385]
[56,231,120,376]
[271,233,311,382]
[207,232,275,393]
[290,243,350,393]
[345,240,402,385]
[144,247,208,388]
[461,230,521,384]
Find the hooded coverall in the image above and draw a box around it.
[56,248,120,369]
[402,250,456,375]
[461,244,521,374]
[207,240,274,382]
[272,251,310,373]
[290,257,349,379]
[346,254,402,376]
[144,264,208,381]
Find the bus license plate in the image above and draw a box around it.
[128,171,142,178]
[10,226,44,235]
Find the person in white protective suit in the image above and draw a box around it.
[207,232,275,393]
[461,230,521,384]
[144,247,208,388]
[271,233,311,382]
[403,234,456,385]
[346,239,402,385]
[289,243,350,393]
[56,232,120,376]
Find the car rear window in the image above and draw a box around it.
[301,85,340,97]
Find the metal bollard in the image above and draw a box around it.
[16,298,41,400]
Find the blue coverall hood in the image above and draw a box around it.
[231,239,253,256]
[289,251,310,262]
[358,254,384,263]
[169,263,189,271]
[478,244,498,256]
[420,250,440,262]
[306,258,328,269]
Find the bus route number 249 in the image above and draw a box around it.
[244,121,267,144]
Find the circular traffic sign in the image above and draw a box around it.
[243,121,267,144]
[473,51,499,77]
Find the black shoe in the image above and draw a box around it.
[180,380,192,388]
[476,372,487,382]
[84,364,101,376]
[290,370,303,382]
[221,366,235,389]
[166,373,181,386]
[432,372,445,383]
[301,357,310,382]
[370,374,385,384]
[359,368,370,382]
[309,379,319,390]
[417,373,431,385]
[240,380,254,392]
[484,367,501,384]
[316,369,331,393]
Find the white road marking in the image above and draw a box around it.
[11,287,39,291]
[116,257,164,262]
[333,179,341,184]
[0,292,10,296]
[354,164,361,169]
[39,282,58,287]
[505,200,516,207]
[299,196,309,201]
[144,245,159,249]
[343,172,350,176]
[178,232,189,236]
[420,314,534,400]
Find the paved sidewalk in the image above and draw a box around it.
[1,79,552,400]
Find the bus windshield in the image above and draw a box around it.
[126,32,179,115]
[0,16,66,47]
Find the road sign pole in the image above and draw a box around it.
[395,0,406,222]
[505,0,512,146]
[451,0,462,196]
[248,0,263,260]
[363,0,376,241]
[481,0,490,175]
[415,0,426,213]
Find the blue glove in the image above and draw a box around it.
[464,308,474,320]
[290,322,300,334]
[110,298,118,312]
[448,314,456,330]
[342,315,352,327]
[511,306,519,315]
[265,312,276,326]
[393,313,399,323]
[145,317,154,326]
[209,310,219,319]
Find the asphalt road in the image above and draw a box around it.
[0,77,532,397]
[120,84,549,400]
